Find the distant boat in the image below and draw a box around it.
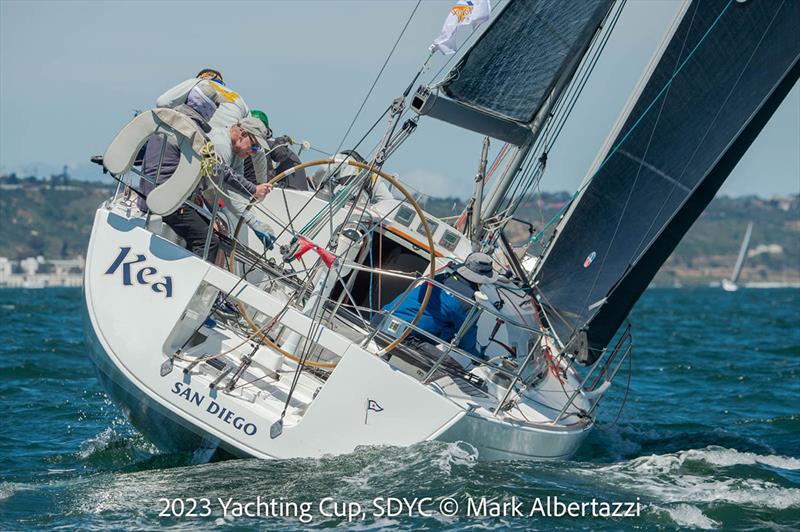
[722,222,753,292]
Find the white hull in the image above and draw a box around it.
[83,201,594,461]
[721,278,739,292]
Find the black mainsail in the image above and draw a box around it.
[441,0,614,124]
[413,0,614,145]
[533,0,800,361]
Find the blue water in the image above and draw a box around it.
[1,287,798,530]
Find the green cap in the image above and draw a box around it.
[250,109,269,131]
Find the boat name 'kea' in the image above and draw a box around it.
[105,247,173,297]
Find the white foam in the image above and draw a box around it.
[443,441,479,467]
[0,482,22,501]
[334,441,476,493]
[78,427,117,458]
[683,446,800,470]
[659,503,720,530]
[585,447,800,510]
[603,446,800,474]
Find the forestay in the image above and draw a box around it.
[441,0,614,124]
[533,0,800,361]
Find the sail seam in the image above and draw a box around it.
[616,150,692,193]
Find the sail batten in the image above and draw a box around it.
[533,0,800,360]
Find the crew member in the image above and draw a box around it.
[378,252,498,359]
[156,68,249,129]
[139,117,272,260]
[207,117,277,249]
[244,110,308,191]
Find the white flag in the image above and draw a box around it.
[430,0,492,55]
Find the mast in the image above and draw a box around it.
[480,143,529,221]
[730,222,753,284]
[469,137,490,250]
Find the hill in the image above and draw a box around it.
[0,174,113,259]
[1,173,797,285]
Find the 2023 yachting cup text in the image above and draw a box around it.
[157,495,642,522]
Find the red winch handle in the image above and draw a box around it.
[293,236,337,268]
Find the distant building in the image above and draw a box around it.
[748,244,783,257]
[0,256,83,288]
[0,258,11,284]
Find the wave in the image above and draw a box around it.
[584,446,800,510]
[681,446,800,470]
[0,481,26,502]
[75,424,164,471]
[601,445,800,473]
[577,423,777,463]
[655,503,720,530]
[0,360,89,381]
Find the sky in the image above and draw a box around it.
[1,0,798,199]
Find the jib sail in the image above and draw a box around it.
[533,0,800,361]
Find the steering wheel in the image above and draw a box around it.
[227,158,437,367]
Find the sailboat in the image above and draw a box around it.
[722,222,753,292]
[83,0,800,461]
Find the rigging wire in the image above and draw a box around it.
[597,344,632,431]
[496,0,627,224]
[363,0,509,168]
[334,0,422,154]
[306,145,333,157]
[172,109,390,358]
[277,103,432,409]
[626,0,785,266]
[279,171,386,415]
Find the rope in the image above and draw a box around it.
[277,160,423,414]
[598,343,632,431]
[198,142,220,179]
[335,0,422,153]
[181,108,391,360]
